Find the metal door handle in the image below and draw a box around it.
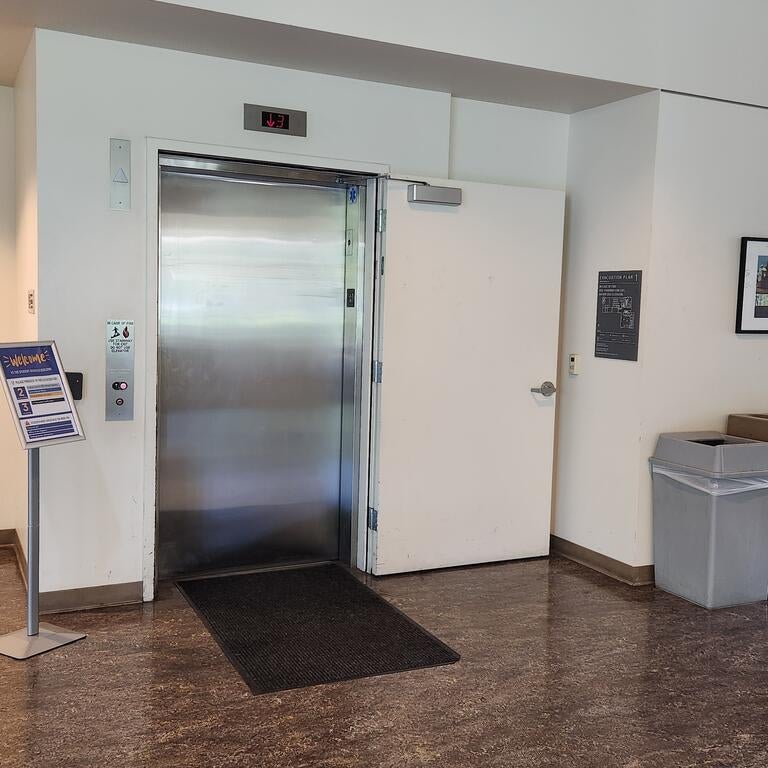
[531,381,556,397]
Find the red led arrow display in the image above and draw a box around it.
[261,111,290,130]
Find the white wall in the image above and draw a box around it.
[0,88,14,332]
[0,84,26,539]
[554,92,660,567]
[32,30,441,592]
[557,90,768,568]
[636,93,768,562]
[17,25,768,587]
[0,43,39,550]
[8,40,38,556]
[27,30,570,592]
[159,0,768,108]
[449,99,569,190]
[15,41,37,348]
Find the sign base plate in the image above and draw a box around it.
[0,623,86,660]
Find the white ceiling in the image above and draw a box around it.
[0,0,651,112]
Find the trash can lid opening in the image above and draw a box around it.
[688,437,754,447]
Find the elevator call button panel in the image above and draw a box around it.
[105,320,135,421]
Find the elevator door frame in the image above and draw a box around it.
[142,139,386,600]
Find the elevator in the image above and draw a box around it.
[156,154,373,579]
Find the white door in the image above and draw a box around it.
[369,178,565,575]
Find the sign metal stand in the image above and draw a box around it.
[0,341,86,660]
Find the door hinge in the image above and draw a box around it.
[372,360,383,384]
[376,208,387,233]
[367,507,378,531]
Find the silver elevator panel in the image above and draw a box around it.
[157,158,364,578]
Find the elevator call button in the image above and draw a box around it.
[106,319,135,422]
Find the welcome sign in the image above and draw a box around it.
[0,341,85,449]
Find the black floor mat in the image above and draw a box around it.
[176,563,460,694]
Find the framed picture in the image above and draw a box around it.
[736,237,768,333]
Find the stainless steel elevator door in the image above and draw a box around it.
[158,169,348,577]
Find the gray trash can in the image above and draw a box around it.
[650,431,768,609]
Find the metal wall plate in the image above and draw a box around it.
[244,104,308,137]
[106,320,135,421]
[110,138,131,210]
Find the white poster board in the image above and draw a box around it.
[0,341,85,449]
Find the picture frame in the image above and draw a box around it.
[736,237,768,334]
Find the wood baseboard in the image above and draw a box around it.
[2,529,142,613]
[0,528,27,590]
[550,535,654,586]
[39,581,143,615]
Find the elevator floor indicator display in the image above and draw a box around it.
[0,341,85,449]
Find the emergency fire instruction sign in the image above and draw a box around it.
[0,341,85,449]
[105,320,135,421]
[595,271,642,361]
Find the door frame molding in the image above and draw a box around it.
[142,137,389,601]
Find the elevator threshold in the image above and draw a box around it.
[170,558,339,586]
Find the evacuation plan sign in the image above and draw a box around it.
[595,271,642,361]
[0,341,85,449]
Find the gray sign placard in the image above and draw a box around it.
[244,104,307,137]
[106,320,135,421]
[595,271,642,361]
